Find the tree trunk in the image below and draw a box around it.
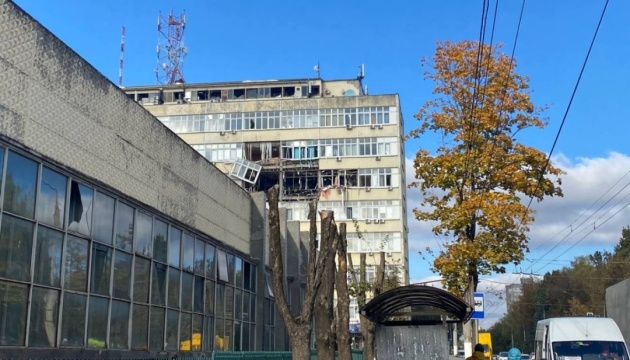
[315,210,337,360]
[290,325,312,360]
[335,223,352,360]
[267,185,330,360]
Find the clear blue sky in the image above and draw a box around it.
[13,0,630,300]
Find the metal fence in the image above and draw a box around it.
[210,350,364,360]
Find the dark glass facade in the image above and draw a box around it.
[0,146,259,352]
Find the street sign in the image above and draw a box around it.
[471,292,485,319]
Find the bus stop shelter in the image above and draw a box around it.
[361,284,473,360]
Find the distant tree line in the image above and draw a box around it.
[488,226,630,353]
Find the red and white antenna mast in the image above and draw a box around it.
[118,26,125,87]
[155,10,187,85]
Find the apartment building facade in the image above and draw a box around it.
[124,78,410,328]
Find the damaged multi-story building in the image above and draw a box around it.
[124,76,410,330]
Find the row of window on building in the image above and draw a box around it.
[282,200,402,222]
[0,146,270,351]
[159,106,395,134]
[191,137,400,163]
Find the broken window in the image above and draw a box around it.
[137,93,150,103]
[174,91,185,101]
[210,90,221,101]
[282,87,295,97]
[282,170,319,197]
[320,170,338,187]
[339,170,358,187]
[270,87,282,98]
[245,142,279,162]
[196,91,208,100]
[228,89,245,99]
[230,159,262,185]
[255,172,279,193]
[310,85,320,96]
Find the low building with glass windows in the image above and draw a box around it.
[123,68,411,334]
[0,0,293,357]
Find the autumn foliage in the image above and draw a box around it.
[409,41,563,293]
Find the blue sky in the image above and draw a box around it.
[13,0,630,325]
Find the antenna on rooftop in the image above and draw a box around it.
[155,10,187,85]
[358,63,365,80]
[118,26,125,87]
[314,62,321,78]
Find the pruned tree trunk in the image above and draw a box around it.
[315,210,338,360]
[348,251,386,360]
[335,223,352,360]
[267,185,337,360]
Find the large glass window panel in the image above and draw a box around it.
[217,250,228,282]
[168,267,180,309]
[216,283,225,317]
[114,202,134,251]
[67,181,93,236]
[64,235,89,291]
[168,227,181,267]
[194,276,204,313]
[165,309,179,351]
[131,304,148,350]
[90,243,112,296]
[133,257,151,303]
[242,292,250,322]
[250,292,256,320]
[235,257,243,288]
[234,321,241,351]
[92,192,115,245]
[110,300,129,349]
[205,280,215,315]
[234,289,242,321]
[33,225,63,287]
[149,307,165,351]
[181,272,193,312]
[214,317,225,350]
[29,287,59,347]
[204,316,214,351]
[113,251,132,300]
[37,167,67,228]
[4,151,37,219]
[182,233,194,272]
[226,253,235,285]
[225,286,234,319]
[180,312,192,351]
[243,262,251,291]
[194,238,205,275]
[60,292,86,347]
[151,262,167,306]
[0,280,28,346]
[225,319,233,351]
[205,243,215,280]
[153,219,168,264]
[242,322,250,351]
[87,296,109,348]
[134,211,152,257]
[0,215,34,282]
[192,314,203,351]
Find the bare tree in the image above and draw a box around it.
[348,251,385,360]
[267,185,337,360]
[315,210,338,360]
[335,223,352,360]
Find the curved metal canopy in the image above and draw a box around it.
[361,284,473,325]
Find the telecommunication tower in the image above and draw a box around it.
[155,10,187,85]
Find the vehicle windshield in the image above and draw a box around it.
[553,341,627,360]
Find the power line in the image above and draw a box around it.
[518,0,609,228]
[527,168,630,255]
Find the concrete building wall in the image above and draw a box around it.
[0,0,251,253]
[606,279,630,345]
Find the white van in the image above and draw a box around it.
[535,317,629,360]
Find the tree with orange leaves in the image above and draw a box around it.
[409,41,564,294]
